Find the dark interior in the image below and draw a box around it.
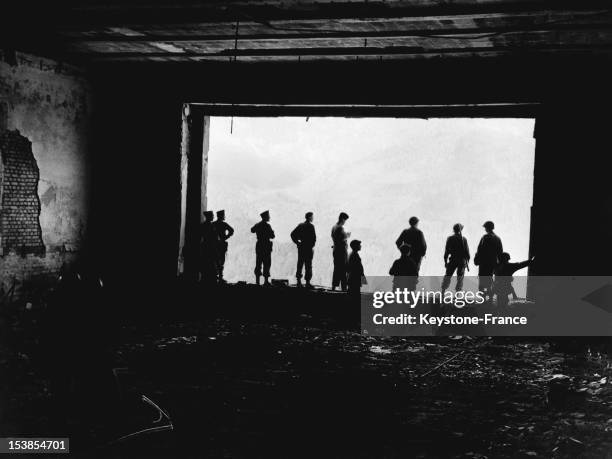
[1,1,612,457]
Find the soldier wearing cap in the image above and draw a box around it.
[251,210,275,285]
[395,216,427,275]
[331,212,351,291]
[474,220,503,299]
[441,223,470,293]
[200,210,219,284]
[213,209,234,283]
[347,239,365,295]
[290,212,317,288]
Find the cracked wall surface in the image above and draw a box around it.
[0,51,93,299]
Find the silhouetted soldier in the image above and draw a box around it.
[347,239,365,295]
[474,221,503,300]
[251,210,275,286]
[213,209,234,283]
[389,243,418,292]
[200,210,219,284]
[493,253,534,307]
[395,216,427,274]
[441,223,470,293]
[331,212,351,291]
[291,212,316,288]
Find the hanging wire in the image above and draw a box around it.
[233,19,240,62]
[230,18,240,134]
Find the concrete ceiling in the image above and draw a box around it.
[4,0,612,64]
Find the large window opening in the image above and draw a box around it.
[207,117,535,287]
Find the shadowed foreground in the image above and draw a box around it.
[2,283,611,458]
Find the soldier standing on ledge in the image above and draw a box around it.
[251,210,275,286]
[213,209,234,283]
[474,220,503,301]
[441,223,470,293]
[389,243,418,292]
[331,212,350,291]
[290,212,316,288]
[493,253,534,307]
[347,240,365,295]
[200,210,219,284]
[395,216,427,275]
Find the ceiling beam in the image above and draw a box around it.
[74,43,612,61]
[63,22,612,44]
[188,102,540,118]
[49,1,612,28]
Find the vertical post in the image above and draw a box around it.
[526,120,537,298]
[530,98,612,277]
[177,104,209,280]
[201,116,210,216]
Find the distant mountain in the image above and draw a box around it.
[208,117,535,285]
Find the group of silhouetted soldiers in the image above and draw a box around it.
[390,217,533,303]
[197,209,360,289]
[198,209,235,284]
[198,210,533,303]
[389,217,534,304]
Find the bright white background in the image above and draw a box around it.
[208,117,535,286]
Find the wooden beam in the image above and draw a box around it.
[178,105,209,280]
[62,21,612,44]
[77,43,612,60]
[188,102,540,118]
[55,1,612,27]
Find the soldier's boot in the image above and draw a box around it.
[264,277,271,286]
[296,278,303,287]
[255,275,261,285]
[305,281,314,289]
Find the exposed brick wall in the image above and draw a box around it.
[0,130,45,256]
[0,52,92,306]
[0,102,7,131]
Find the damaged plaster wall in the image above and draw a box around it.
[0,51,93,298]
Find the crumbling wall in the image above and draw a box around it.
[0,130,44,256]
[0,51,92,301]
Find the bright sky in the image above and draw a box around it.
[207,117,535,286]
